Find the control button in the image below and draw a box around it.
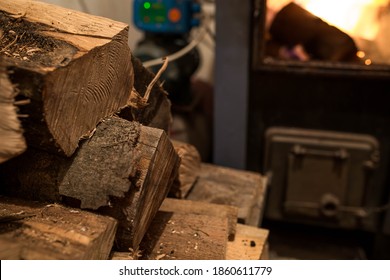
[192,3,201,14]
[168,8,182,23]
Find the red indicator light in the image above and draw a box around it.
[168,8,181,23]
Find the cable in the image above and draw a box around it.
[142,13,211,69]
[205,24,215,41]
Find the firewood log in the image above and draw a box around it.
[0,195,117,260]
[0,62,26,163]
[0,0,133,156]
[0,116,180,250]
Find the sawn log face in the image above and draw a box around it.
[0,1,134,156]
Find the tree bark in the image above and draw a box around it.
[0,116,180,250]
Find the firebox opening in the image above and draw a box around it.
[263,0,390,66]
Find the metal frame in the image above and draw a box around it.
[214,0,252,169]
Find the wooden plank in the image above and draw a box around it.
[0,62,26,163]
[187,163,267,226]
[160,198,238,241]
[139,211,228,260]
[0,195,117,260]
[0,117,180,251]
[169,140,201,198]
[0,0,133,156]
[113,199,242,260]
[226,224,269,260]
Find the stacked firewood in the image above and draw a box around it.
[0,0,179,254]
[0,0,268,260]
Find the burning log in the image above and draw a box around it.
[0,117,180,250]
[268,2,358,62]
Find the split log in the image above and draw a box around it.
[0,62,26,163]
[160,198,238,241]
[187,163,267,226]
[269,2,358,62]
[137,198,235,260]
[169,140,201,198]
[0,116,180,250]
[0,195,117,260]
[0,0,133,156]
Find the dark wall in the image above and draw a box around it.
[248,67,390,172]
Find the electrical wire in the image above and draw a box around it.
[142,13,211,69]
[205,24,215,41]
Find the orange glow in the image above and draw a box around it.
[365,59,373,65]
[357,51,366,58]
[168,8,182,23]
[295,0,388,40]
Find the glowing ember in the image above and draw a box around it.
[365,58,373,65]
[295,0,388,40]
[357,51,366,58]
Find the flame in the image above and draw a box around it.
[295,0,388,40]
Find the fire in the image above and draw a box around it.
[295,0,388,40]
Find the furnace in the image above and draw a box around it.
[215,0,390,243]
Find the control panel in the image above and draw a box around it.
[133,0,201,33]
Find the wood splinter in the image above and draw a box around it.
[128,57,168,109]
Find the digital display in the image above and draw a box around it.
[140,2,167,24]
[134,0,199,34]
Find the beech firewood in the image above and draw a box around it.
[0,117,180,250]
[0,195,117,260]
[0,0,134,156]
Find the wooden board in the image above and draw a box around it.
[226,224,269,260]
[0,195,117,260]
[132,198,239,260]
[0,0,133,156]
[138,211,228,260]
[160,198,238,241]
[187,163,267,226]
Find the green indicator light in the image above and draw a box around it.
[144,2,151,9]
